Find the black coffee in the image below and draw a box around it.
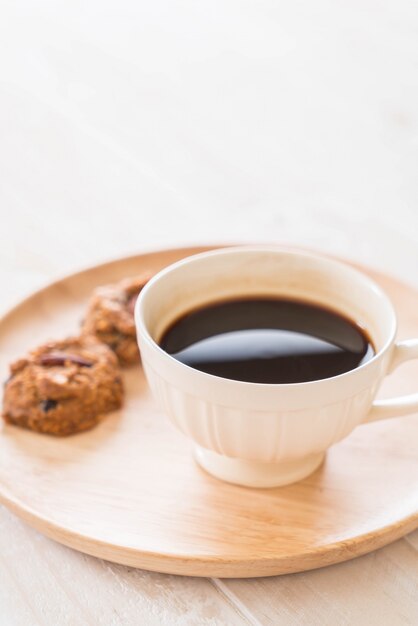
[159,297,375,384]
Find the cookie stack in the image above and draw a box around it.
[2,275,150,436]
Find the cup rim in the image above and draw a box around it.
[135,246,397,389]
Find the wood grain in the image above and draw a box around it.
[0,247,417,578]
[224,539,418,625]
[1,0,418,621]
[0,508,246,626]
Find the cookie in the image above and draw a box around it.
[2,336,123,436]
[81,274,151,366]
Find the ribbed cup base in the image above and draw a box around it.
[194,447,325,488]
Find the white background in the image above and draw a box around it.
[0,1,417,624]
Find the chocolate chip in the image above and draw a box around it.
[39,351,93,368]
[109,332,124,350]
[40,399,58,412]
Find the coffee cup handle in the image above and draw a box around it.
[364,339,418,423]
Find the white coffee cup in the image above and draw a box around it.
[135,247,418,488]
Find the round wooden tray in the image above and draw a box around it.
[0,246,417,578]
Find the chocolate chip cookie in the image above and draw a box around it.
[81,274,151,366]
[2,336,124,436]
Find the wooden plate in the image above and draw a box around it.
[0,246,417,578]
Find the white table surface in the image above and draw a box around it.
[1,1,418,624]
